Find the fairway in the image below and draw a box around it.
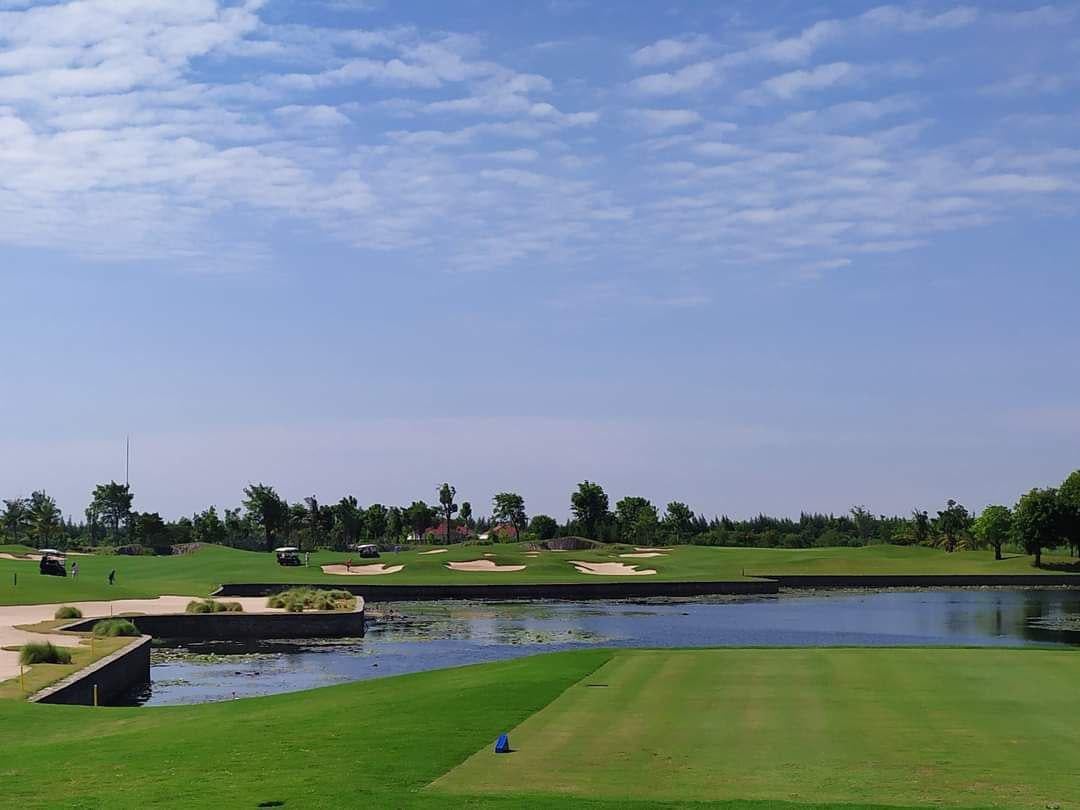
[2,542,1077,606]
[435,648,1080,808]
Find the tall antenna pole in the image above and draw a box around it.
[125,435,130,488]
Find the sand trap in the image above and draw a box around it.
[0,552,41,561]
[321,563,404,576]
[419,549,448,555]
[0,595,282,681]
[569,561,657,576]
[446,560,527,573]
[634,547,668,553]
[620,552,666,559]
[524,552,540,557]
[483,553,495,557]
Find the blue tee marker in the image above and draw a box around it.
[494,733,510,753]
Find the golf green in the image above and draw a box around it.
[435,648,1080,808]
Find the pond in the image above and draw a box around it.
[119,588,1080,706]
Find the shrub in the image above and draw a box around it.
[20,641,73,665]
[54,606,83,620]
[185,599,243,614]
[267,587,355,613]
[92,618,140,637]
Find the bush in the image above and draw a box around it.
[267,587,355,613]
[92,618,140,637]
[185,599,243,614]
[20,641,73,665]
[54,606,83,620]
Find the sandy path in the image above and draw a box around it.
[321,564,404,576]
[0,595,280,681]
[418,549,448,555]
[446,560,527,573]
[620,552,666,559]
[569,561,657,576]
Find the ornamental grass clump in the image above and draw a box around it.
[54,606,83,620]
[20,641,73,665]
[92,618,140,637]
[267,587,355,613]
[185,599,243,614]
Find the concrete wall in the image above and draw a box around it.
[214,580,779,601]
[62,606,365,640]
[763,574,1080,588]
[31,636,151,706]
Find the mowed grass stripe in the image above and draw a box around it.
[434,648,1080,808]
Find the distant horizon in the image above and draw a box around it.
[2,1,1078,521]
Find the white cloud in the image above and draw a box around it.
[991,5,1077,28]
[629,61,717,95]
[627,108,703,133]
[273,104,350,127]
[760,62,855,99]
[630,36,709,67]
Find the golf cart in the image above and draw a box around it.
[275,546,302,566]
[39,549,67,577]
[355,543,380,559]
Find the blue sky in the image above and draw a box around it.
[1,0,1078,521]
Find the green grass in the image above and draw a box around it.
[436,648,1080,808]
[265,586,355,612]
[1,542,1076,606]
[91,618,139,637]
[0,636,132,700]
[18,641,72,665]
[0,647,1076,808]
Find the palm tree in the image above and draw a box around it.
[1,498,29,543]
[242,484,287,552]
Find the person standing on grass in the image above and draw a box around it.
[346,557,352,572]
[108,569,115,585]
[71,561,78,579]
[305,551,310,567]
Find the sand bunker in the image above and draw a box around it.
[446,560,527,573]
[569,561,657,576]
[634,547,667,553]
[418,549,448,555]
[0,552,41,561]
[321,563,404,576]
[620,552,666,559]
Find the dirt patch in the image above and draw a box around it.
[321,564,404,576]
[446,560,527,573]
[569,561,657,576]
[418,549,448,555]
[620,552,666,559]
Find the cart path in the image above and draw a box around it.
[0,595,280,681]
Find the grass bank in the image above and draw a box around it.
[1,542,1077,606]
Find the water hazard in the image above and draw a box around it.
[120,588,1080,706]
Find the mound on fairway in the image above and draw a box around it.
[435,648,1080,808]
[446,560,527,573]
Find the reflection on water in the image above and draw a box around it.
[121,589,1080,706]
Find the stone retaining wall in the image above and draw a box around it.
[214,580,778,601]
[761,574,1080,588]
[31,636,151,706]
[62,605,365,640]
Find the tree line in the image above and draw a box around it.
[2,471,1079,565]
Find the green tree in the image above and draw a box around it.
[334,496,363,550]
[27,491,62,548]
[662,502,694,544]
[934,499,971,552]
[911,510,932,545]
[365,503,388,540]
[242,483,288,552]
[571,481,609,540]
[304,496,323,549]
[133,512,168,545]
[615,496,660,546]
[1,498,29,543]
[460,501,473,531]
[1058,470,1080,557]
[492,492,527,542]
[1013,487,1063,567]
[971,505,1012,561]
[438,483,459,546]
[386,507,403,542]
[529,514,558,540]
[90,481,133,541]
[192,507,226,545]
[404,501,434,541]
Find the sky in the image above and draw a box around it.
[1,0,1078,522]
